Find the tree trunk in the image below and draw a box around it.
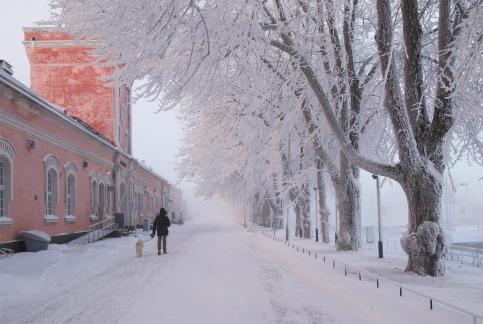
[335,155,361,250]
[289,188,304,238]
[400,166,447,276]
[316,162,330,243]
[268,198,283,230]
[294,202,302,237]
[252,193,262,225]
[261,200,271,227]
[300,184,311,239]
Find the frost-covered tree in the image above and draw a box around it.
[50,0,482,276]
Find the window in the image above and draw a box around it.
[136,191,142,219]
[44,155,60,223]
[64,162,77,223]
[98,183,105,220]
[105,184,111,217]
[46,169,56,215]
[120,183,127,216]
[91,179,98,220]
[0,139,14,225]
[0,160,5,216]
[0,160,8,218]
[66,175,75,215]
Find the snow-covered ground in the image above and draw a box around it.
[1,215,482,324]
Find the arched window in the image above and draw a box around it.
[105,183,111,217]
[98,183,105,220]
[0,139,14,224]
[91,179,98,220]
[0,158,11,219]
[44,155,60,222]
[120,182,127,217]
[136,191,142,220]
[67,175,75,214]
[64,162,77,223]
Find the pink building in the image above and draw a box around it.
[0,27,183,251]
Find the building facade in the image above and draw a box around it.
[0,27,183,250]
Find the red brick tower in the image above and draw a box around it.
[23,27,132,154]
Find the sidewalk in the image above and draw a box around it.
[257,225,483,321]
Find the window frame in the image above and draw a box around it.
[91,178,99,221]
[43,154,60,223]
[64,162,77,223]
[0,139,14,225]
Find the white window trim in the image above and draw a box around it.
[98,181,105,219]
[44,214,59,224]
[43,154,60,221]
[65,215,77,223]
[64,162,77,223]
[90,175,99,221]
[0,216,13,225]
[0,138,15,223]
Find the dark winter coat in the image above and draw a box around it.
[152,213,171,237]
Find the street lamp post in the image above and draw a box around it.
[285,195,289,242]
[372,174,383,258]
[286,133,291,242]
[244,200,247,229]
[334,195,338,243]
[313,187,319,242]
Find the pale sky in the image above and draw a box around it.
[1,1,481,227]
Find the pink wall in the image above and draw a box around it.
[24,28,117,145]
[0,82,115,242]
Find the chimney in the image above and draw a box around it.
[0,60,13,75]
[23,27,119,145]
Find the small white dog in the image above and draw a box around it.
[135,239,144,257]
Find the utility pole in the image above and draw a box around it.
[372,175,383,258]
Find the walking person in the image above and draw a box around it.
[151,208,171,255]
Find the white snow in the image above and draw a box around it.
[1,214,482,324]
[20,230,51,242]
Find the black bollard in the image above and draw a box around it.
[378,240,384,259]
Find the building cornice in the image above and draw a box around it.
[23,40,97,48]
[23,26,66,33]
[0,108,114,168]
[0,70,118,152]
[0,65,170,187]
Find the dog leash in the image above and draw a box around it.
[142,237,154,243]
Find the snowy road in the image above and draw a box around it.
[0,216,470,324]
